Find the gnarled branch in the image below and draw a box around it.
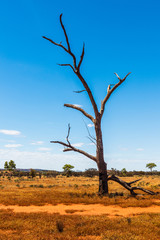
[108,175,156,195]
[43,14,99,118]
[100,72,131,117]
[64,103,95,122]
[50,140,96,162]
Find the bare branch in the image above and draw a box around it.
[114,72,121,81]
[73,90,86,93]
[59,14,71,52]
[66,124,71,145]
[77,43,85,71]
[57,63,75,71]
[100,72,131,116]
[128,178,142,186]
[42,36,68,53]
[64,104,95,122]
[43,15,99,117]
[83,120,96,142]
[114,72,131,82]
[59,14,77,69]
[87,136,96,146]
[43,14,77,70]
[75,72,99,117]
[50,140,96,162]
[108,175,156,195]
[63,148,72,152]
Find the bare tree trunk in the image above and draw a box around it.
[95,117,108,194]
[43,14,158,196]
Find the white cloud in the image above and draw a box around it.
[31,141,44,145]
[0,129,21,135]
[38,147,51,151]
[0,148,97,171]
[136,148,144,151]
[88,124,94,128]
[73,104,82,108]
[5,144,23,148]
[72,143,84,147]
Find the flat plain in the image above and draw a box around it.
[0,175,160,239]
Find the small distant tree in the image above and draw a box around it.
[63,164,74,177]
[4,161,9,170]
[4,160,16,171]
[146,163,157,172]
[30,169,36,178]
[121,168,127,176]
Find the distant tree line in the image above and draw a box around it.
[0,160,158,179]
[0,168,159,179]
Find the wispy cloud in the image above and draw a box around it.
[136,148,144,151]
[0,129,21,135]
[38,147,51,151]
[5,144,23,148]
[88,124,94,128]
[31,141,44,145]
[72,143,84,147]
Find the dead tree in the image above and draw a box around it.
[43,14,156,195]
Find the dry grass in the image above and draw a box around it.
[0,175,159,239]
[0,175,159,207]
[0,210,159,239]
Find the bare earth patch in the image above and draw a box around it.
[0,203,160,217]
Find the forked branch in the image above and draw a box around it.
[43,14,99,118]
[77,43,85,71]
[108,175,157,195]
[50,124,96,162]
[100,72,131,116]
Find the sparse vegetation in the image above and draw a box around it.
[0,175,159,239]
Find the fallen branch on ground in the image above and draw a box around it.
[108,175,157,195]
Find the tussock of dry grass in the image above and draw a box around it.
[0,210,159,240]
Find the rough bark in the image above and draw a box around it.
[95,115,108,194]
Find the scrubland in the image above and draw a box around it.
[0,175,159,239]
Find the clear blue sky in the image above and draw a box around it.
[0,0,160,171]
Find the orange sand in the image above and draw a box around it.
[0,204,160,217]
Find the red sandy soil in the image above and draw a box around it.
[0,203,160,217]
